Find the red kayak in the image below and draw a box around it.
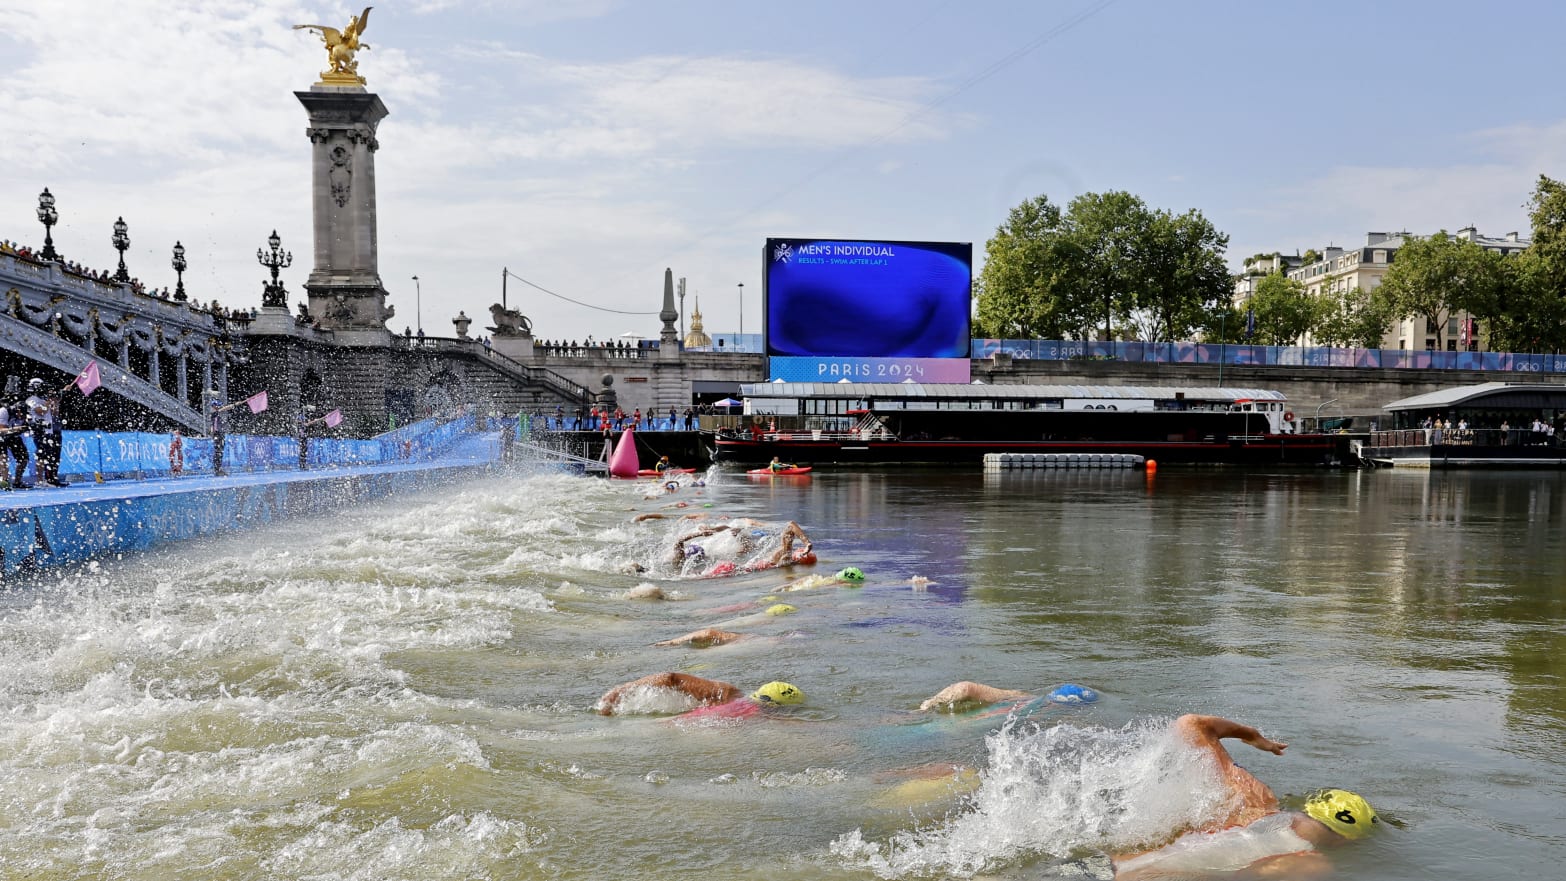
[747,466,813,476]
[638,467,695,477]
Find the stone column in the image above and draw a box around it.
[295,86,390,342]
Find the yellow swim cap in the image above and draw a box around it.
[751,681,804,705]
[837,566,865,582]
[1304,789,1379,839]
[765,603,797,616]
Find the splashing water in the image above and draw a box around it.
[832,718,1233,878]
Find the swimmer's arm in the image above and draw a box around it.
[633,513,665,522]
[653,628,745,648]
[1176,715,1288,756]
[918,681,1032,711]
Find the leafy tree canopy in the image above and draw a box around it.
[975,190,1230,341]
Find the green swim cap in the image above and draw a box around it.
[1304,789,1379,839]
[765,603,796,616]
[836,566,865,582]
[751,681,804,705]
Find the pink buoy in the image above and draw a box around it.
[609,426,641,478]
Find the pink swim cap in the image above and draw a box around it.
[704,561,738,578]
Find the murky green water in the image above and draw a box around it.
[1,466,1562,879]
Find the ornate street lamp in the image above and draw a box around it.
[36,188,59,262]
[411,274,422,333]
[171,241,188,301]
[111,216,130,282]
[258,229,293,308]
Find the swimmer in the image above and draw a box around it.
[595,672,804,717]
[653,627,745,648]
[917,680,1099,711]
[1108,715,1380,880]
[623,583,666,600]
[778,566,865,592]
[742,521,817,571]
[669,523,756,565]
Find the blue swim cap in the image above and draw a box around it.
[684,543,705,558]
[751,529,767,538]
[1046,684,1099,704]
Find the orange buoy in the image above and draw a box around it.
[1145,459,1158,473]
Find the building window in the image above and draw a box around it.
[1373,249,1387,263]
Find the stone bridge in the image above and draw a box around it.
[2,252,234,432]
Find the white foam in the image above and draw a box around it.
[832,718,1233,878]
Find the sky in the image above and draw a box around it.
[3,0,1565,342]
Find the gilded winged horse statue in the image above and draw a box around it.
[294,7,373,84]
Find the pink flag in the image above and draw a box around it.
[324,409,343,428]
[246,391,268,414]
[74,361,102,397]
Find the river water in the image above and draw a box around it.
[1,465,1562,879]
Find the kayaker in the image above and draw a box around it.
[654,455,673,474]
[768,456,796,473]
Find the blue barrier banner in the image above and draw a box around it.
[98,432,140,474]
[971,339,1566,375]
[59,431,101,477]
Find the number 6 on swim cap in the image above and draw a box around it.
[836,567,864,582]
[1304,789,1379,839]
[751,681,804,705]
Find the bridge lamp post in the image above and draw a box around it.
[171,241,188,301]
[111,216,130,282]
[258,230,293,308]
[411,275,422,333]
[737,282,744,347]
[36,188,59,262]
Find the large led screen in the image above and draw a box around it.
[764,238,972,359]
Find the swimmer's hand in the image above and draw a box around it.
[919,681,1031,711]
[1247,733,1288,756]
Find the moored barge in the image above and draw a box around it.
[709,382,1350,466]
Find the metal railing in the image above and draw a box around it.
[1368,428,1561,448]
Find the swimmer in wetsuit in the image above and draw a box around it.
[743,520,816,571]
[1108,715,1379,880]
[595,672,804,717]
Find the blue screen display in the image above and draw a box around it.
[764,238,972,358]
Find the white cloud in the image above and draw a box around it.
[1226,118,1566,264]
[0,1,959,337]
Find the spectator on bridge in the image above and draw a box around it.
[483,336,492,356]
[633,408,642,429]
[684,407,694,430]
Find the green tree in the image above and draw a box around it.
[1063,190,1151,341]
[1315,286,1393,348]
[974,190,1231,341]
[973,195,1076,338]
[1245,272,1317,345]
[1377,231,1506,349]
[1489,175,1566,352]
[1126,208,1233,342]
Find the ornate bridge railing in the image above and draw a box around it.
[1,253,238,432]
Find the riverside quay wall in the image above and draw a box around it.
[233,331,1566,434]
